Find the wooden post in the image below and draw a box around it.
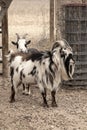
[55,0,61,40]
[55,0,57,40]
[82,0,86,3]
[50,0,54,45]
[2,10,8,77]
[0,0,12,23]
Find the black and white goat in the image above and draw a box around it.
[11,33,39,95]
[9,40,75,107]
[11,33,39,54]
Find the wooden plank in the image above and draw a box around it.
[55,0,61,40]
[76,69,87,74]
[0,1,6,7]
[50,0,54,45]
[74,75,87,80]
[74,52,87,55]
[76,61,87,65]
[0,0,12,22]
[63,81,87,86]
[70,42,87,45]
[0,0,12,8]
[66,31,87,34]
[0,7,7,23]
[82,0,86,4]
[2,11,8,77]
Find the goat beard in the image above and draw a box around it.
[64,55,75,80]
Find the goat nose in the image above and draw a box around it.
[20,49,23,52]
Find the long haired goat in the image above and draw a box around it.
[9,40,75,107]
[11,33,39,95]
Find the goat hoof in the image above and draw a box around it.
[9,98,15,103]
[22,92,25,95]
[51,102,57,107]
[24,92,30,96]
[25,93,29,96]
[23,91,31,96]
[42,103,49,108]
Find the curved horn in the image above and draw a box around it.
[15,33,20,40]
[62,39,70,47]
[22,33,28,39]
[62,39,72,50]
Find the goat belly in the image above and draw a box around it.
[13,71,21,86]
[22,73,36,84]
[20,60,37,84]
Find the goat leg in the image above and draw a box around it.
[10,85,15,103]
[22,84,25,95]
[41,88,49,107]
[51,90,57,107]
[23,84,31,95]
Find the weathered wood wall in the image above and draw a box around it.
[55,0,87,39]
[0,0,12,22]
[50,0,54,45]
[55,0,87,87]
[0,0,12,76]
[2,11,8,77]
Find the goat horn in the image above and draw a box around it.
[15,33,20,40]
[62,39,72,50]
[22,33,28,39]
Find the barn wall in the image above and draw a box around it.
[55,0,87,86]
[55,0,87,40]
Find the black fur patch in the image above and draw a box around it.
[25,44,27,48]
[10,85,15,102]
[49,73,53,86]
[26,51,50,63]
[45,70,53,86]
[10,67,14,78]
[45,70,49,84]
[23,83,25,91]
[70,65,72,74]
[20,69,23,81]
[16,67,18,72]
[26,52,43,62]
[10,67,14,84]
[23,74,25,78]
[43,62,45,65]
[64,54,73,78]
[30,66,36,76]
[48,52,55,77]
[52,42,60,51]
[17,44,18,49]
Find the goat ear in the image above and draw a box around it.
[11,41,17,46]
[26,40,31,45]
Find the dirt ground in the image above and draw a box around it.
[0,0,87,130]
[0,77,87,130]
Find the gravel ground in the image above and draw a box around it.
[1,0,87,130]
[0,77,87,130]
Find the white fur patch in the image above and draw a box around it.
[11,56,22,68]
[18,39,28,52]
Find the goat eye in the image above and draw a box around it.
[25,44,27,47]
[17,44,18,49]
[64,48,66,50]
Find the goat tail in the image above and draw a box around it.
[5,50,14,62]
